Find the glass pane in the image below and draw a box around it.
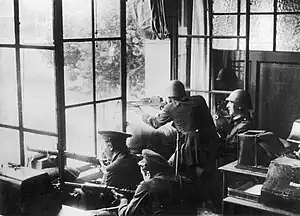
[192,0,208,35]
[0,48,18,125]
[19,0,53,45]
[64,42,93,105]
[63,0,92,39]
[66,105,94,155]
[190,38,209,91]
[96,40,121,100]
[277,15,300,52]
[143,40,170,97]
[24,132,58,166]
[0,0,14,44]
[277,0,300,12]
[95,0,120,37]
[241,0,273,12]
[213,0,237,13]
[212,49,245,91]
[22,49,57,132]
[97,100,122,131]
[213,39,238,50]
[241,15,273,51]
[0,128,19,166]
[178,38,187,85]
[213,15,237,36]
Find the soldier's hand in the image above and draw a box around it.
[111,189,126,200]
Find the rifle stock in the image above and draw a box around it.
[65,181,135,194]
[27,146,101,166]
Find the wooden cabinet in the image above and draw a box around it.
[219,160,300,216]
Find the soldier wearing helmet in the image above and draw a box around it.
[224,89,255,157]
[140,80,218,207]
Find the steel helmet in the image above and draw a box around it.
[226,89,253,110]
[166,80,186,98]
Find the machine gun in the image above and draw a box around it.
[64,181,135,195]
[26,146,101,166]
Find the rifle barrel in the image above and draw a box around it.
[65,181,135,194]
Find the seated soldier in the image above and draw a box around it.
[82,130,143,210]
[115,149,196,216]
[218,89,255,164]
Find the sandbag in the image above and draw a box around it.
[260,156,300,213]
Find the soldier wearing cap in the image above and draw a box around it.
[113,149,195,216]
[98,130,143,191]
[83,131,142,211]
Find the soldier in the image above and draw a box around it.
[83,131,143,210]
[222,89,255,161]
[114,149,196,216]
[140,80,218,206]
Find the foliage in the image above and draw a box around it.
[63,0,145,99]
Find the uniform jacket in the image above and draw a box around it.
[102,151,143,190]
[118,173,194,216]
[225,113,254,148]
[142,95,218,168]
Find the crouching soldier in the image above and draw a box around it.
[115,149,195,216]
[82,130,143,210]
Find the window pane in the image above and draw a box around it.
[213,15,237,36]
[24,132,57,166]
[178,38,187,84]
[0,128,19,166]
[277,15,300,52]
[144,40,170,97]
[250,15,273,51]
[241,15,273,51]
[241,0,273,13]
[64,42,93,105]
[19,0,53,45]
[0,48,18,125]
[213,39,238,50]
[66,106,94,155]
[190,38,209,91]
[63,0,92,39]
[97,100,122,131]
[277,0,300,12]
[96,40,121,100]
[178,38,209,91]
[179,0,208,35]
[22,49,57,132]
[95,0,120,37]
[213,0,237,13]
[212,49,245,91]
[0,0,14,44]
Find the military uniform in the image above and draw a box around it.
[142,95,218,180]
[84,131,143,210]
[118,149,195,216]
[102,151,143,191]
[225,114,254,148]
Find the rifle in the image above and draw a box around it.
[64,181,135,195]
[127,96,167,110]
[26,146,101,166]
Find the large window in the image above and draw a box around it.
[0,0,56,166]
[177,0,300,121]
[0,0,170,168]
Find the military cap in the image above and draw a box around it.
[138,149,172,172]
[98,130,132,143]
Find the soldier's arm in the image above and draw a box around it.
[118,182,149,216]
[142,105,172,129]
